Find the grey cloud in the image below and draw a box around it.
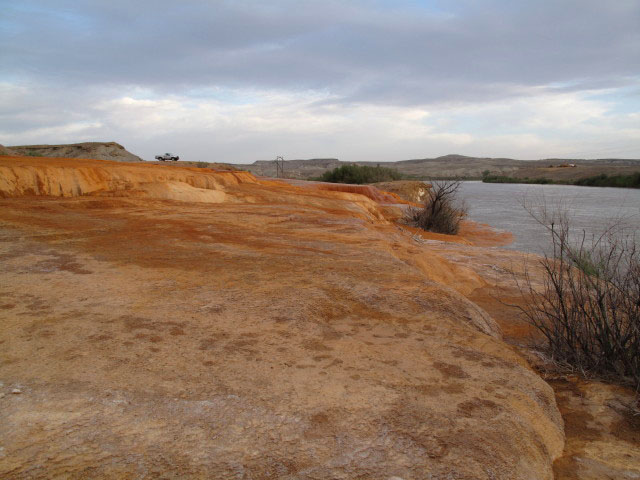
[3,0,639,105]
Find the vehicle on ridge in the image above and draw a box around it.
[155,152,179,161]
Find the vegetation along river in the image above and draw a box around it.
[459,181,640,254]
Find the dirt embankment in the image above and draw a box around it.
[8,142,144,162]
[0,155,254,201]
[0,156,636,478]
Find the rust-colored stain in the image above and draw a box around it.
[0,156,636,479]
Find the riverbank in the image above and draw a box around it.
[0,155,638,478]
[483,171,640,188]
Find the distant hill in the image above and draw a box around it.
[8,142,143,163]
[245,158,342,178]
[232,154,640,181]
[0,145,18,156]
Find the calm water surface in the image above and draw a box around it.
[459,182,640,254]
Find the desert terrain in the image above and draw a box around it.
[238,155,640,181]
[6,143,638,183]
[0,155,638,479]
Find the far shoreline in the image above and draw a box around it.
[481,172,640,189]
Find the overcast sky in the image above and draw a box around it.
[2,0,639,162]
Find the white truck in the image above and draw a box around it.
[155,152,179,161]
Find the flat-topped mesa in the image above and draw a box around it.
[8,141,144,163]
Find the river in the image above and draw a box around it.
[458,181,640,254]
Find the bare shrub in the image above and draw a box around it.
[407,180,467,234]
[516,204,640,390]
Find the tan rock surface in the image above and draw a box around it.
[421,240,640,479]
[0,156,567,479]
[550,377,640,479]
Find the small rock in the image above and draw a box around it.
[11,388,22,394]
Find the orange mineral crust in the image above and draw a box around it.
[0,156,568,479]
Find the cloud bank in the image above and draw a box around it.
[2,0,639,161]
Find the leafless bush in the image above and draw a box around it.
[516,204,640,390]
[407,180,467,234]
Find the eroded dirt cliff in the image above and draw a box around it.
[0,155,583,478]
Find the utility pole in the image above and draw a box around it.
[275,156,285,178]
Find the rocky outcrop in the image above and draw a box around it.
[0,156,565,479]
[9,141,143,162]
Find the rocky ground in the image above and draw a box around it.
[0,155,638,479]
[420,240,640,479]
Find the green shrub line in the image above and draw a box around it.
[483,175,554,184]
[573,172,640,188]
[316,164,402,184]
[482,171,640,188]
